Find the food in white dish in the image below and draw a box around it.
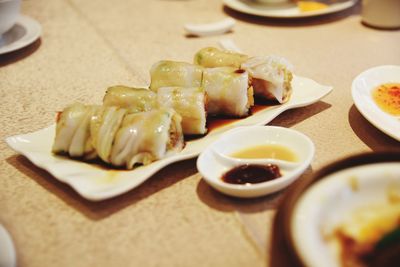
[52,47,297,170]
[327,202,400,267]
[90,106,128,164]
[291,162,400,267]
[150,59,254,118]
[52,103,98,159]
[110,108,184,168]
[53,103,184,169]
[194,46,248,68]
[241,55,293,104]
[156,86,207,135]
[202,67,253,117]
[103,85,207,135]
[103,86,156,113]
[150,60,203,90]
[194,47,294,104]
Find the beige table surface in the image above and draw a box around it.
[1,0,400,266]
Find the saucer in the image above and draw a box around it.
[0,15,41,55]
[223,0,358,18]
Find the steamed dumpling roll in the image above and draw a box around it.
[241,56,293,104]
[103,86,156,113]
[194,47,248,68]
[110,108,184,169]
[90,106,127,164]
[52,103,98,158]
[157,87,207,135]
[202,67,253,117]
[150,61,203,91]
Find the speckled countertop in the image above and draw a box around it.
[1,0,400,266]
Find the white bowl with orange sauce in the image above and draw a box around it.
[352,65,400,141]
[196,126,314,198]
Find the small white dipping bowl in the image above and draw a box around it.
[0,0,21,36]
[196,126,315,198]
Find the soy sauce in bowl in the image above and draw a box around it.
[222,164,282,185]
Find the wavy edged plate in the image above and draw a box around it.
[351,65,400,141]
[6,75,332,201]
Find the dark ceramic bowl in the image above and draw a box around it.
[270,151,400,267]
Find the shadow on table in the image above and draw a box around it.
[5,101,330,221]
[6,155,197,221]
[270,101,331,128]
[0,38,41,67]
[196,167,312,213]
[348,105,400,151]
[222,1,360,27]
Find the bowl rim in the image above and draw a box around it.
[197,125,315,197]
[0,0,21,4]
[270,151,400,267]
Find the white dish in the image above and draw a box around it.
[0,224,16,267]
[184,18,236,37]
[6,75,332,201]
[223,0,358,18]
[291,162,400,267]
[0,15,41,55]
[197,126,315,198]
[351,65,400,141]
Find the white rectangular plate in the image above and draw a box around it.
[6,75,332,201]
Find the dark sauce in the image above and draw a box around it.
[186,99,281,141]
[207,101,280,132]
[221,164,281,185]
[234,69,246,74]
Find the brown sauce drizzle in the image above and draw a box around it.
[207,100,280,132]
[221,164,281,185]
[234,69,246,74]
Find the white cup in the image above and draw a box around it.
[0,0,21,36]
[362,0,400,29]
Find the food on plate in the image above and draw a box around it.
[202,67,253,117]
[157,86,207,135]
[327,202,400,267]
[90,106,128,164]
[241,55,293,104]
[194,47,293,104]
[194,47,248,68]
[103,86,156,113]
[53,103,184,169]
[110,108,184,168]
[103,85,207,135]
[52,47,296,169]
[150,59,254,117]
[296,1,328,12]
[52,103,98,159]
[371,83,400,116]
[150,60,203,91]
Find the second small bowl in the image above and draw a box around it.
[196,126,315,198]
